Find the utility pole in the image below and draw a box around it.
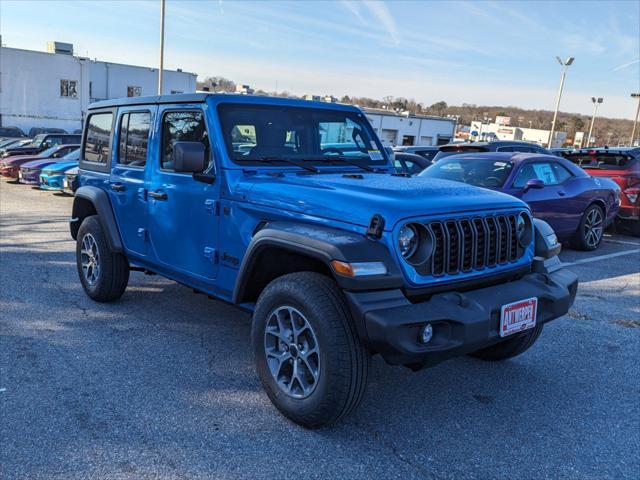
[158,0,165,95]
[587,97,603,147]
[631,93,640,146]
[548,56,574,148]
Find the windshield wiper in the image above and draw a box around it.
[304,155,378,172]
[258,157,319,173]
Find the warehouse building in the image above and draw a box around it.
[0,41,197,134]
[469,118,568,148]
[363,108,456,147]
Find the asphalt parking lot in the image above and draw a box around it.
[1,180,639,480]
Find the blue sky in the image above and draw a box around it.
[1,0,639,119]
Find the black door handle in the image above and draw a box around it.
[110,183,125,192]
[149,190,168,201]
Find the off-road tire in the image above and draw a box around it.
[572,204,605,251]
[76,215,129,302]
[470,324,544,361]
[252,272,369,428]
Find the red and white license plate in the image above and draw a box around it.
[500,297,538,337]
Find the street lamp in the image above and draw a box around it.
[158,0,166,95]
[548,56,574,148]
[586,97,603,147]
[630,93,640,146]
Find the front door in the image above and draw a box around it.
[109,107,155,256]
[146,106,219,280]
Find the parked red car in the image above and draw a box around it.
[0,144,79,179]
[564,148,640,235]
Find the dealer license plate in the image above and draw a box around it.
[500,297,538,337]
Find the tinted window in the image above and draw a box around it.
[118,112,151,167]
[552,163,572,183]
[433,146,487,161]
[419,157,514,187]
[513,162,559,187]
[84,112,113,163]
[565,153,635,170]
[161,111,209,171]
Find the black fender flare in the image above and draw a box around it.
[70,186,123,253]
[232,221,403,303]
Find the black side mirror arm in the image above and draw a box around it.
[193,172,216,184]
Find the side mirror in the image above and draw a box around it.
[172,141,207,174]
[524,178,545,191]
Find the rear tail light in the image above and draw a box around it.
[624,188,640,204]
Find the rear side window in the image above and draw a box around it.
[161,110,209,171]
[513,162,560,187]
[118,112,151,167]
[84,112,113,163]
[565,153,634,170]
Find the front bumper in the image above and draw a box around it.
[19,172,40,184]
[39,174,64,190]
[345,263,578,368]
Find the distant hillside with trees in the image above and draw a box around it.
[196,76,635,146]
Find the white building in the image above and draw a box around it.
[469,119,567,148]
[363,108,456,147]
[0,42,197,134]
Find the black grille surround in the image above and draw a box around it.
[411,212,529,277]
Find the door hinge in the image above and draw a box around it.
[204,247,218,264]
[137,228,147,240]
[204,199,219,215]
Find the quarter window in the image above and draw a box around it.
[118,112,151,167]
[60,80,78,98]
[84,112,113,163]
[552,163,573,183]
[513,162,560,187]
[161,111,210,171]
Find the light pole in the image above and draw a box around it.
[548,56,574,148]
[630,93,640,146]
[586,97,603,147]
[158,0,165,95]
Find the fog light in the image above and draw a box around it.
[421,324,433,344]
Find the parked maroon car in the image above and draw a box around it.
[0,144,79,179]
[419,152,620,250]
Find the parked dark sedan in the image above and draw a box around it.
[419,152,620,250]
[28,127,68,137]
[0,126,27,140]
[433,141,551,162]
[393,152,432,175]
[393,145,440,162]
[1,133,81,158]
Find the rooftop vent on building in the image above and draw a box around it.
[47,41,73,56]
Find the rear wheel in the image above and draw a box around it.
[470,324,544,361]
[572,204,604,251]
[251,272,369,428]
[76,215,129,302]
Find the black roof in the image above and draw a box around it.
[88,93,212,110]
[440,140,544,149]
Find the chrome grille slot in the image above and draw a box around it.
[422,213,525,277]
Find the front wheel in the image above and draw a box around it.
[251,272,369,428]
[76,215,130,302]
[572,204,604,251]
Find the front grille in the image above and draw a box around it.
[421,214,522,277]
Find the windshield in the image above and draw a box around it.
[39,146,61,158]
[30,134,46,148]
[61,149,80,161]
[419,156,514,188]
[433,146,488,162]
[0,128,23,137]
[564,152,636,170]
[218,104,388,167]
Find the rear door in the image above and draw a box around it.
[108,106,156,256]
[146,105,220,280]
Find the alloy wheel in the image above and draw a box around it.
[80,233,100,286]
[264,306,320,399]
[584,208,603,248]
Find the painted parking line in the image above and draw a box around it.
[604,238,640,247]
[562,248,640,267]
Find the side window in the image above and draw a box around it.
[45,136,63,148]
[394,158,404,172]
[552,162,573,183]
[118,112,151,167]
[84,112,113,163]
[513,162,559,188]
[161,110,209,171]
[496,146,515,152]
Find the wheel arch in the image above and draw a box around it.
[70,186,123,253]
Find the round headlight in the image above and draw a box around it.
[516,212,533,247]
[398,224,418,258]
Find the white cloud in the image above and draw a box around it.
[612,58,640,72]
[341,0,398,45]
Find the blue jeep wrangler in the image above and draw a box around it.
[70,94,578,427]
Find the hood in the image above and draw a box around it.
[65,167,79,175]
[21,159,57,169]
[236,172,526,229]
[41,161,79,172]
[3,154,43,166]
